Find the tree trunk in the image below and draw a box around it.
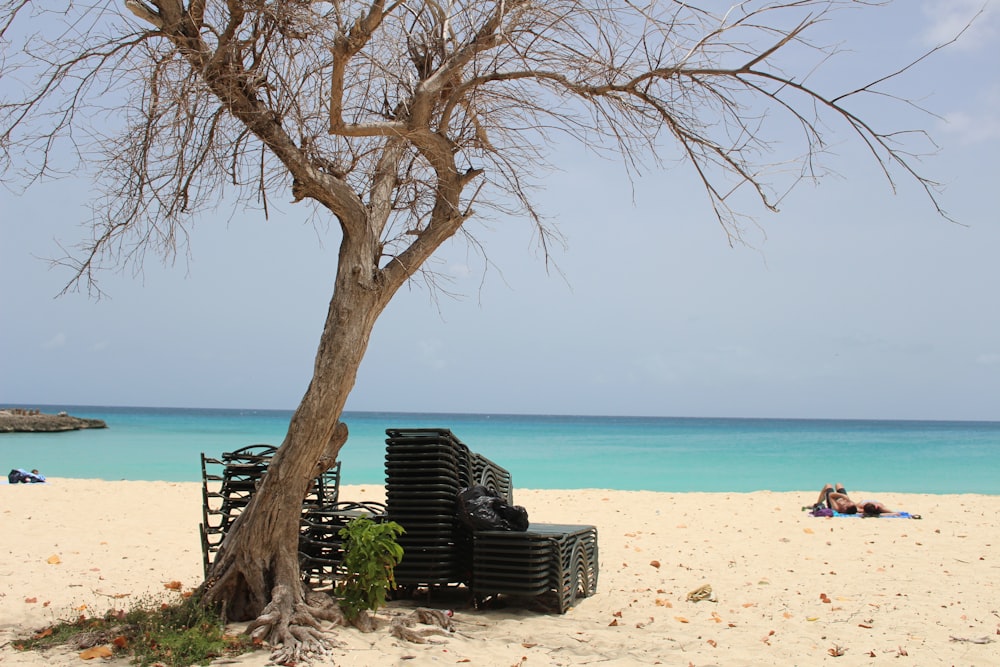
[200,236,391,660]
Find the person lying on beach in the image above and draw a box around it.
[816,483,857,514]
[7,468,46,484]
[856,499,906,517]
[813,484,910,517]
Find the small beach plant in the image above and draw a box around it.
[14,593,256,667]
[335,517,405,623]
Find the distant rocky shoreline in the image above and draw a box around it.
[0,408,108,433]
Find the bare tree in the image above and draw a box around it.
[0,0,958,660]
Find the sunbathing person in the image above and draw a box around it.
[856,499,903,517]
[814,484,911,517]
[815,483,858,514]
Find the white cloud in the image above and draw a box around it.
[922,0,999,51]
[41,332,67,349]
[449,262,472,279]
[940,110,1000,145]
[976,352,1000,365]
[418,339,447,371]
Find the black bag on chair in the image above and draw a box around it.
[457,485,529,531]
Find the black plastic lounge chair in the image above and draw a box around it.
[200,446,278,577]
[199,445,354,581]
[299,500,389,587]
[384,427,599,613]
[384,429,476,588]
[471,523,599,613]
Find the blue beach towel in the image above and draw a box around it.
[832,511,916,519]
[806,505,919,519]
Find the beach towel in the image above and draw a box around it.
[832,511,918,519]
[805,505,919,519]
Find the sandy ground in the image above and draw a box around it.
[1,480,998,666]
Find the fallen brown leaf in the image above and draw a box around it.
[24,597,37,604]
[79,646,113,660]
[46,555,61,565]
[650,560,661,569]
[163,581,183,591]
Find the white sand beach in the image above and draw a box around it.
[1,480,998,666]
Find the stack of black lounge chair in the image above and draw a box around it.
[298,499,388,588]
[471,523,599,613]
[200,444,385,587]
[200,444,278,576]
[384,428,476,588]
[384,427,599,612]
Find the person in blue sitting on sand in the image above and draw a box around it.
[8,468,46,483]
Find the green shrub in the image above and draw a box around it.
[14,594,256,667]
[336,517,405,621]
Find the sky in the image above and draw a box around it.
[2,1,999,422]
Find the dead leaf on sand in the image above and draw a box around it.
[46,555,61,565]
[79,646,113,660]
[163,580,183,591]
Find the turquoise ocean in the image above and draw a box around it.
[1,406,998,495]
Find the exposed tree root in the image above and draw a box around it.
[241,579,456,664]
[388,608,455,644]
[246,585,346,665]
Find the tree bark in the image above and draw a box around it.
[200,229,393,657]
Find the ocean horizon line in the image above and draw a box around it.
[4,402,999,427]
